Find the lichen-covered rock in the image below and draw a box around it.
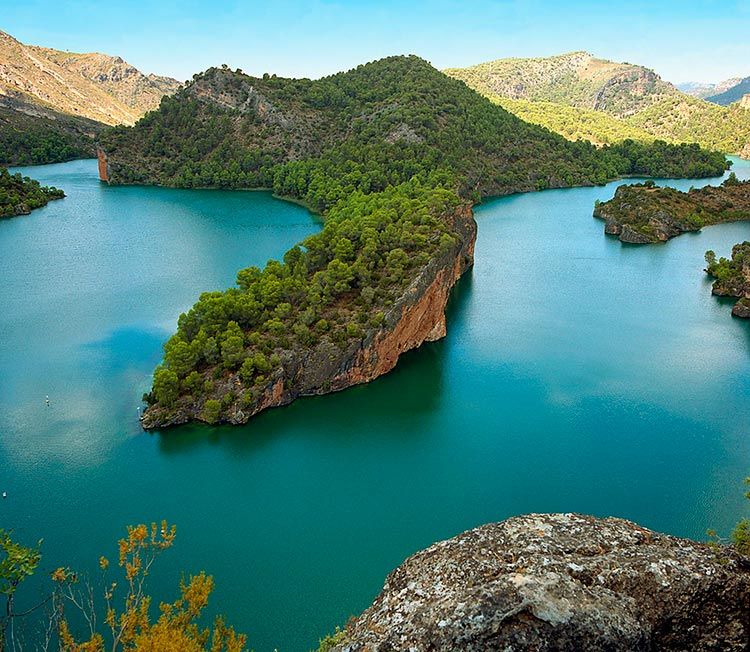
[335,513,750,651]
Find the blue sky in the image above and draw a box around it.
[4,0,749,84]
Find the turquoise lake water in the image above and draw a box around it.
[1,158,749,650]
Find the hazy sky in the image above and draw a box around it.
[4,0,749,84]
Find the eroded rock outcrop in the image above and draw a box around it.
[706,241,750,319]
[334,513,750,652]
[97,147,109,182]
[140,204,476,429]
[594,179,750,244]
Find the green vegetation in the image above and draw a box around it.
[102,56,730,423]
[0,523,246,651]
[595,175,750,243]
[708,477,750,557]
[0,167,65,217]
[0,107,99,165]
[625,96,750,154]
[316,628,347,652]
[731,478,750,554]
[446,53,750,154]
[0,529,41,649]
[103,57,728,201]
[145,178,464,420]
[488,96,655,145]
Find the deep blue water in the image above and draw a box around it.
[1,158,749,650]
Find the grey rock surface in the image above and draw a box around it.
[336,513,750,651]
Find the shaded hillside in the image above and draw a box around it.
[0,166,64,217]
[0,105,100,165]
[0,30,180,126]
[101,56,729,428]
[446,53,750,154]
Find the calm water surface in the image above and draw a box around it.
[1,158,749,650]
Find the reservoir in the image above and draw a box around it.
[1,158,749,650]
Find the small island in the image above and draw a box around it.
[593,174,750,243]
[0,166,65,218]
[705,242,750,318]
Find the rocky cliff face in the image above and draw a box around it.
[140,204,476,429]
[97,148,109,182]
[334,513,750,652]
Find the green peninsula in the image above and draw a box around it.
[98,56,731,428]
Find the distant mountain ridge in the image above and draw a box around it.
[707,77,750,106]
[677,82,718,99]
[445,52,750,155]
[445,52,678,118]
[0,30,180,125]
[679,77,743,100]
[0,29,181,164]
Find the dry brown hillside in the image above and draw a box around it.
[0,30,180,125]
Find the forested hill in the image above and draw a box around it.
[445,52,750,155]
[0,106,101,166]
[107,56,728,427]
[101,55,728,207]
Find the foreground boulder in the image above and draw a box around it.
[334,513,750,651]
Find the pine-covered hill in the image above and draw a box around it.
[101,55,727,209]
[102,55,729,426]
[0,167,64,218]
[705,241,750,318]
